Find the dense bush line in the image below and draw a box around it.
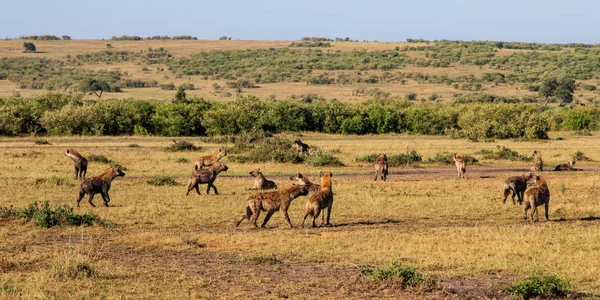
[2,93,600,139]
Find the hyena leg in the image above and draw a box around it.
[100,192,110,207]
[523,202,530,221]
[209,182,219,195]
[301,211,311,228]
[76,191,85,207]
[532,206,539,222]
[374,170,378,181]
[325,202,333,226]
[544,202,549,221]
[87,193,96,207]
[260,211,276,228]
[282,210,294,228]
[251,210,261,228]
[312,208,321,228]
[74,167,79,179]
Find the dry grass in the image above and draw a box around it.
[1,133,600,298]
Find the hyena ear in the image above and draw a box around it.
[297,172,302,178]
[257,168,261,172]
[66,149,70,153]
[319,171,323,177]
[194,164,199,171]
[329,172,333,177]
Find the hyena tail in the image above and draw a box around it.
[502,183,511,203]
[235,205,253,227]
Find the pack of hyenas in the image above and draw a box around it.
[62,140,581,225]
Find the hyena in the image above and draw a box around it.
[301,171,334,228]
[502,170,534,205]
[374,153,389,181]
[533,150,543,171]
[453,153,466,178]
[235,184,309,228]
[554,157,577,171]
[248,168,277,190]
[294,139,310,155]
[76,166,125,207]
[523,173,550,222]
[186,162,228,196]
[194,149,227,170]
[289,173,321,194]
[65,149,88,179]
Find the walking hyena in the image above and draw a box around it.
[301,171,334,228]
[248,168,277,190]
[533,150,543,171]
[194,149,227,170]
[554,157,577,171]
[374,153,389,181]
[523,173,550,222]
[502,170,534,205]
[186,162,229,196]
[65,149,88,179]
[294,139,310,155]
[289,172,321,194]
[453,153,466,178]
[235,184,309,228]
[76,166,125,207]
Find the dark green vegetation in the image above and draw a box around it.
[355,150,422,167]
[0,201,108,228]
[3,92,600,140]
[147,176,181,186]
[507,273,572,299]
[361,263,434,290]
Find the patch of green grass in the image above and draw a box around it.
[426,152,479,165]
[177,157,190,163]
[475,145,531,161]
[306,149,345,167]
[87,154,110,164]
[355,150,422,167]
[34,139,51,145]
[180,236,206,248]
[507,272,571,299]
[33,175,74,187]
[147,176,180,186]
[573,151,593,161]
[230,256,283,265]
[164,140,201,152]
[0,201,108,228]
[360,263,434,289]
[127,143,141,148]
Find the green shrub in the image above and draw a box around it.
[0,201,107,228]
[360,263,433,289]
[147,176,180,186]
[34,175,74,187]
[87,154,110,163]
[355,150,422,167]
[127,143,140,148]
[306,149,344,167]
[475,145,532,161]
[573,151,593,161]
[177,157,190,163]
[229,136,304,164]
[507,273,571,299]
[34,139,51,145]
[164,140,201,152]
[426,152,479,165]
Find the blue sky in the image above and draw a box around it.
[1,0,598,43]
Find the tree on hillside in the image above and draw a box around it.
[23,42,36,53]
[80,78,110,98]
[538,77,574,106]
[173,86,187,103]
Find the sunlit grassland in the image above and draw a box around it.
[1,133,600,297]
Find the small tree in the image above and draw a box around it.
[23,42,36,53]
[61,35,71,40]
[80,78,110,98]
[173,86,187,103]
[555,78,575,106]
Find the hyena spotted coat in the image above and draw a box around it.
[249,168,277,190]
[302,171,334,228]
[533,150,543,171]
[235,184,309,228]
[294,139,310,155]
[76,166,125,207]
[453,153,466,179]
[374,153,389,181]
[289,173,321,194]
[186,162,229,196]
[194,149,227,170]
[554,157,577,171]
[523,174,550,222]
[65,149,88,179]
[502,170,534,205]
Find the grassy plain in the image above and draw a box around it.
[1,133,600,298]
[3,39,600,103]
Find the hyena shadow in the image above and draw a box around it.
[329,219,401,228]
[552,216,600,223]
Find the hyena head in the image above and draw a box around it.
[113,167,126,178]
[65,149,80,159]
[293,183,309,197]
[526,174,539,186]
[216,148,227,160]
[294,139,302,145]
[221,163,229,172]
[569,156,577,166]
[319,171,333,188]
[290,172,310,185]
[249,168,262,177]
[377,153,388,162]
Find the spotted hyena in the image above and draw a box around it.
[249,168,277,190]
[186,162,228,196]
[523,173,550,222]
[289,172,321,194]
[294,139,310,155]
[65,149,88,179]
[554,157,578,171]
[533,150,543,171]
[374,153,388,181]
[301,171,334,228]
[502,170,534,205]
[194,149,227,170]
[235,184,309,228]
[453,153,466,179]
[76,166,125,207]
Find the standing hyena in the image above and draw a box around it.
[186,162,229,196]
[502,170,534,205]
[248,168,277,190]
[294,139,310,155]
[194,149,227,170]
[302,171,334,228]
[374,153,389,181]
[523,173,550,222]
[235,184,309,228]
[554,157,577,171]
[533,150,543,171]
[76,166,125,207]
[65,149,88,179]
[453,153,466,178]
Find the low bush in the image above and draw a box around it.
[87,154,110,163]
[34,139,51,145]
[164,140,201,152]
[355,150,422,167]
[426,152,479,165]
[177,157,190,163]
[0,201,108,228]
[147,176,180,186]
[507,272,571,299]
[475,145,532,161]
[306,149,345,167]
[573,151,593,161]
[127,143,140,148]
[361,263,434,289]
[229,136,304,164]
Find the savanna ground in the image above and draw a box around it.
[1,132,600,299]
[2,39,600,104]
